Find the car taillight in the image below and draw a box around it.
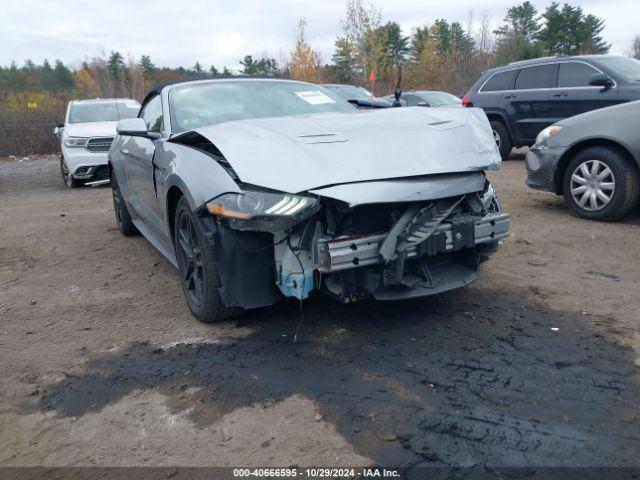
[462,97,473,107]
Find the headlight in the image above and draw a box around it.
[206,187,320,232]
[64,137,88,148]
[534,125,562,146]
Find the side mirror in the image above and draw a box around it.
[347,98,392,109]
[53,124,63,138]
[589,73,614,89]
[117,117,150,137]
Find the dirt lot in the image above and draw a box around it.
[1,153,639,468]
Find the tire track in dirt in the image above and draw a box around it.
[34,291,640,467]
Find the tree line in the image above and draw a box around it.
[1,0,638,101]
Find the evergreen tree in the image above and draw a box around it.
[139,55,155,80]
[431,20,451,54]
[495,1,540,42]
[382,21,410,67]
[22,59,36,71]
[107,51,125,80]
[332,37,355,82]
[40,59,54,89]
[538,3,609,55]
[239,55,259,75]
[494,1,544,63]
[53,59,75,90]
[449,22,474,53]
[410,26,430,60]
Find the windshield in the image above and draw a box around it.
[419,92,461,106]
[326,85,372,100]
[169,81,355,133]
[68,101,140,123]
[596,57,640,82]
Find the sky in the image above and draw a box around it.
[1,0,638,71]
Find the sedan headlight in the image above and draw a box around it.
[64,137,88,148]
[206,187,320,232]
[534,125,562,146]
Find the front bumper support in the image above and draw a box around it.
[316,212,509,273]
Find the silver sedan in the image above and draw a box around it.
[109,78,508,323]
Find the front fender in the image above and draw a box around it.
[156,141,241,223]
[108,135,130,193]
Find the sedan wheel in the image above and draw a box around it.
[173,196,241,323]
[569,159,615,211]
[563,146,640,221]
[176,210,206,309]
[111,174,138,236]
[493,129,501,148]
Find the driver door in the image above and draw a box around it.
[121,94,164,236]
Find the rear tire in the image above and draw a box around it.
[490,120,513,161]
[60,156,81,188]
[563,146,640,221]
[111,174,138,236]
[173,196,241,323]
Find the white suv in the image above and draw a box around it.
[54,98,140,188]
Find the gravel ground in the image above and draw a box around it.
[1,153,639,467]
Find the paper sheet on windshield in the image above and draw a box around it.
[295,90,336,105]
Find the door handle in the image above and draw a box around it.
[504,94,515,99]
[120,148,129,154]
[552,92,568,98]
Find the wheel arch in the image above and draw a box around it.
[484,111,516,145]
[166,184,186,247]
[552,138,638,195]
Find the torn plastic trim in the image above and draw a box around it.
[196,214,281,308]
[378,196,464,262]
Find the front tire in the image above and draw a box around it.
[490,120,513,161]
[60,156,81,188]
[563,146,640,221]
[111,174,138,236]
[173,196,240,323]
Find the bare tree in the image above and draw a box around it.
[335,0,382,84]
[630,34,640,60]
[473,13,497,76]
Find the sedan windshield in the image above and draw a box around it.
[596,56,640,82]
[418,92,462,106]
[325,85,373,101]
[169,81,355,132]
[68,101,140,123]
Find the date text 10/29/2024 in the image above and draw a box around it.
[233,468,400,478]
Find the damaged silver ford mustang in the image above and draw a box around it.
[109,78,509,323]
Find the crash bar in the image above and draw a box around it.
[316,212,509,273]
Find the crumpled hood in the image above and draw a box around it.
[64,121,118,138]
[191,107,500,193]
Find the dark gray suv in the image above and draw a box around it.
[463,55,640,159]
